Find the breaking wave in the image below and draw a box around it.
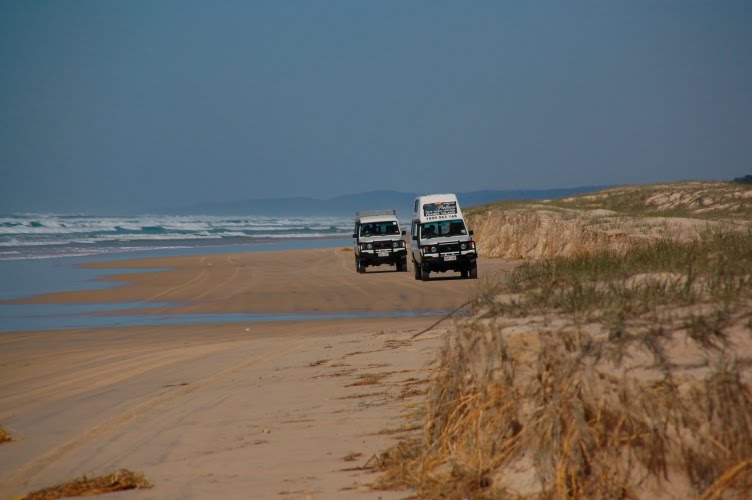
[0,214,353,260]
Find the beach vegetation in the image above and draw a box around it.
[0,425,11,444]
[467,181,752,221]
[20,469,151,499]
[346,373,391,387]
[337,391,387,400]
[343,452,364,462]
[374,229,752,499]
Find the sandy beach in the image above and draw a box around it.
[0,248,513,499]
[9,247,511,316]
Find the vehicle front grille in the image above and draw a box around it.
[439,243,460,253]
[373,241,395,250]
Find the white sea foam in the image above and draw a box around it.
[0,214,352,259]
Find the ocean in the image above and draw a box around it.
[0,213,353,260]
[0,214,362,331]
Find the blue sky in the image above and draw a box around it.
[1,1,751,213]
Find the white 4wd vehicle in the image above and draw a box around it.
[410,194,477,281]
[352,210,408,273]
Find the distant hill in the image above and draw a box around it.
[154,187,607,216]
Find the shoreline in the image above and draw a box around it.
[3,247,513,332]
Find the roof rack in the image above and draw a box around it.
[356,209,397,218]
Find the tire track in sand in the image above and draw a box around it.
[0,339,247,422]
[143,256,211,303]
[0,338,308,494]
[190,255,242,302]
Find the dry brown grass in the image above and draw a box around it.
[374,231,752,499]
[337,391,387,400]
[346,373,390,387]
[343,452,364,462]
[372,424,422,436]
[20,469,152,499]
[396,387,426,399]
[0,425,11,444]
[323,368,357,378]
[384,339,412,349]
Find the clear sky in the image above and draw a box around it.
[1,1,751,213]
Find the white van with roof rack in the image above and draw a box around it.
[410,194,477,280]
[352,210,408,273]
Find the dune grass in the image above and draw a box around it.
[20,470,151,499]
[373,230,752,499]
[486,228,752,326]
[467,181,752,220]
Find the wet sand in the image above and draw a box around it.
[0,248,513,498]
[10,247,512,316]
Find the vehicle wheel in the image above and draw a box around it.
[469,263,478,279]
[357,258,366,273]
[397,258,407,272]
[420,264,430,281]
[461,268,468,278]
[413,261,420,280]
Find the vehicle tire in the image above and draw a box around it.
[357,258,366,274]
[469,262,478,279]
[461,268,468,279]
[397,258,407,272]
[413,261,420,280]
[420,264,430,281]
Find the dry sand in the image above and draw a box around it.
[0,248,513,499]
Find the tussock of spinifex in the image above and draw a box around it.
[375,230,752,499]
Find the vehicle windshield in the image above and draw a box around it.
[420,219,467,239]
[359,221,400,237]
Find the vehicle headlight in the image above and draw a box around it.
[460,243,467,250]
[392,241,399,248]
[367,243,373,250]
[430,246,437,253]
